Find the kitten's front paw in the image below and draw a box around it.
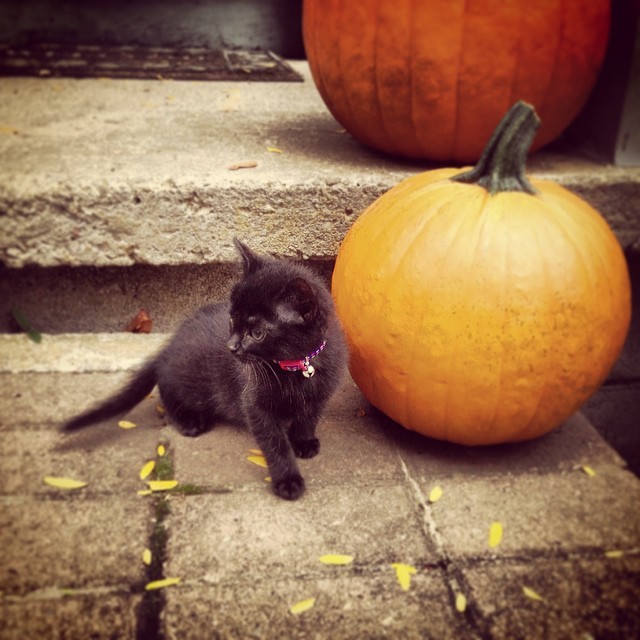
[273,474,305,500]
[291,438,320,459]
[175,424,206,438]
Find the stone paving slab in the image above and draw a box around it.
[420,467,640,559]
[462,556,640,639]
[165,483,434,583]
[0,496,149,595]
[0,592,141,640]
[163,572,471,640]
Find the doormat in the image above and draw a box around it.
[0,43,303,82]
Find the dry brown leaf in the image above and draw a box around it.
[126,309,153,334]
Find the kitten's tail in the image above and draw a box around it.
[62,360,158,432]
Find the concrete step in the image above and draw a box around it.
[0,333,639,638]
[1,62,639,272]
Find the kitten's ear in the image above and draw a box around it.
[282,277,317,323]
[234,239,262,275]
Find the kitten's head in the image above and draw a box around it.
[226,241,329,362]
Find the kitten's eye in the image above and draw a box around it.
[250,327,266,341]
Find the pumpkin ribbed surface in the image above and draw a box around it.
[332,104,630,445]
[303,0,610,162]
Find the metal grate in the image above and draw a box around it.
[0,43,302,81]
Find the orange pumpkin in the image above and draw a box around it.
[303,0,610,162]
[332,102,631,445]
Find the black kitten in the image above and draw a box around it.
[63,241,348,500]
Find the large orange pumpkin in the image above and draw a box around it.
[303,0,610,162]
[332,102,631,445]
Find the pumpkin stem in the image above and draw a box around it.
[451,101,540,195]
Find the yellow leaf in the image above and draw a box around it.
[118,420,137,429]
[145,577,181,591]
[489,522,503,548]
[319,554,354,566]
[247,455,268,468]
[247,448,263,456]
[581,465,596,477]
[43,476,87,490]
[429,486,443,503]
[522,586,545,602]
[605,550,625,559]
[139,460,155,480]
[157,444,166,457]
[289,597,316,615]
[455,593,467,612]
[137,489,153,496]
[264,476,272,483]
[147,480,178,491]
[142,549,152,566]
[391,563,417,591]
[267,146,284,154]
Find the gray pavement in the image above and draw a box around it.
[1,333,639,639]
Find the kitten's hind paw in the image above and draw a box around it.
[291,438,320,459]
[273,474,305,500]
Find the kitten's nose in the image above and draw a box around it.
[227,336,241,352]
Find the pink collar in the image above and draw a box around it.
[275,340,326,378]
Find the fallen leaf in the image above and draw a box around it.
[289,597,316,615]
[157,444,166,457]
[247,455,268,468]
[0,125,18,135]
[319,554,354,565]
[581,465,596,477]
[228,160,258,171]
[264,476,272,483]
[125,309,152,333]
[391,563,417,591]
[147,480,179,491]
[455,592,467,612]
[118,420,137,429]
[139,460,156,480]
[488,522,503,548]
[43,476,87,490]
[142,549,152,566]
[137,489,153,496]
[145,577,181,591]
[522,586,545,601]
[11,308,42,343]
[605,550,625,559]
[428,486,443,503]
[267,146,283,153]
[247,448,263,456]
